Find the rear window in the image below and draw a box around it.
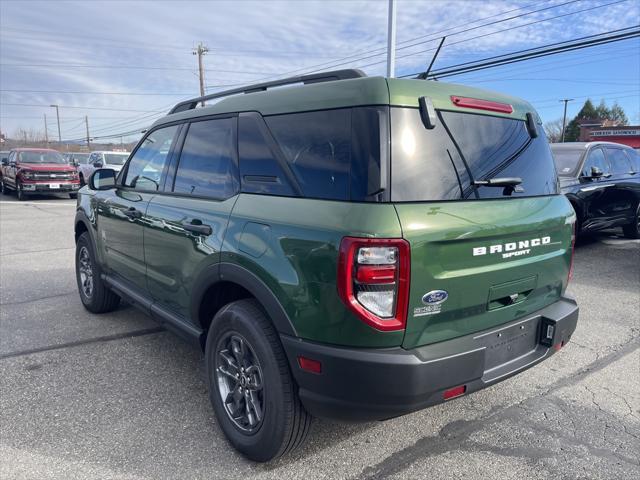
[551,148,584,176]
[391,108,558,201]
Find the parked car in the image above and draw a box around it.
[74,69,578,461]
[551,142,640,238]
[65,152,90,166]
[1,148,80,200]
[77,151,129,185]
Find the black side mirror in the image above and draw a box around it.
[1,158,7,166]
[590,166,604,178]
[89,168,116,190]
[93,161,103,168]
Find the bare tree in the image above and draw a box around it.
[544,118,564,143]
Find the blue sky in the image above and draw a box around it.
[0,0,638,143]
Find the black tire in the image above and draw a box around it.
[205,299,311,462]
[79,173,86,187]
[69,193,78,199]
[75,232,120,313]
[622,204,640,239]
[0,178,5,195]
[16,182,26,201]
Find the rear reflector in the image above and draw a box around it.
[355,265,397,284]
[450,95,513,114]
[443,385,467,400]
[298,356,322,374]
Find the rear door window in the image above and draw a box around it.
[173,118,238,199]
[391,108,558,201]
[624,149,639,173]
[605,148,633,175]
[238,113,296,197]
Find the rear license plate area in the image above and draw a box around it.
[481,318,540,371]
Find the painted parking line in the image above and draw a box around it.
[0,201,76,207]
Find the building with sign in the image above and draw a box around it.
[579,120,640,149]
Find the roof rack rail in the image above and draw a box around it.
[168,69,366,115]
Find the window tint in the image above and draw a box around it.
[391,108,558,201]
[265,109,351,200]
[624,149,639,173]
[124,125,179,191]
[238,114,295,196]
[18,151,65,164]
[606,148,632,175]
[582,149,609,177]
[173,118,238,199]
[551,148,584,176]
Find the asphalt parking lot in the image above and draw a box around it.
[0,193,638,480]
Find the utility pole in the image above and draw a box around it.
[386,0,397,78]
[560,98,574,143]
[85,116,91,151]
[50,104,62,144]
[192,42,209,106]
[43,114,49,146]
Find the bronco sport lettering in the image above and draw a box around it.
[472,236,552,258]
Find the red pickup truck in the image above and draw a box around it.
[1,148,80,200]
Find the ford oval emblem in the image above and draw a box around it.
[422,290,448,305]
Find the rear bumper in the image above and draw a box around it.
[282,295,578,421]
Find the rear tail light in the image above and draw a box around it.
[450,95,513,114]
[568,222,576,284]
[337,237,410,331]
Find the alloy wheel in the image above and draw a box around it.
[215,332,265,433]
[78,246,94,299]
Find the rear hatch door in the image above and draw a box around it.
[387,92,575,349]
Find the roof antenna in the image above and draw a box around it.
[417,36,446,80]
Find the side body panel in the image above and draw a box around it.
[223,193,404,348]
[144,194,237,320]
[94,187,155,291]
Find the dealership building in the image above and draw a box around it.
[579,121,640,149]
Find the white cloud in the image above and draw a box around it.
[0,0,638,138]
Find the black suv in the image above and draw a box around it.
[551,142,640,238]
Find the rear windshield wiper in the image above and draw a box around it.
[472,177,524,195]
[472,177,522,187]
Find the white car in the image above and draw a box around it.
[77,151,130,185]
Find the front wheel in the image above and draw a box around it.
[75,232,120,313]
[16,182,26,201]
[622,205,640,239]
[205,299,311,462]
[69,193,78,199]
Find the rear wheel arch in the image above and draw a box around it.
[192,263,297,349]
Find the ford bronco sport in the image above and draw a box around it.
[74,69,579,462]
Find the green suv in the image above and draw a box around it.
[74,69,578,462]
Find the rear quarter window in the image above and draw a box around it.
[241,107,387,202]
[265,109,351,201]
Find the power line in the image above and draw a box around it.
[401,26,640,79]
[1,103,164,113]
[352,0,631,72]
[245,0,552,82]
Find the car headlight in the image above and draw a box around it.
[21,171,35,180]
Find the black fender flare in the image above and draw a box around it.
[190,262,297,337]
[74,209,95,244]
